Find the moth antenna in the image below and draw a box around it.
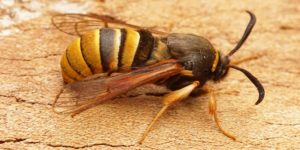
[229,65,265,105]
[227,11,256,57]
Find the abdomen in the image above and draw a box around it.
[61,28,170,83]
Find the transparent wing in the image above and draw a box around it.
[51,13,168,36]
[53,59,183,116]
[53,74,114,110]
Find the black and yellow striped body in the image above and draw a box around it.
[61,28,170,83]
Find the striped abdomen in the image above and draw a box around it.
[61,28,170,83]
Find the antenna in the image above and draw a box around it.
[229,65,265,105]
[227,11,256,57]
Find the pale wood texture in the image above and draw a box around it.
[0,0,299,149]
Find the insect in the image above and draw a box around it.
[52,11,265,144]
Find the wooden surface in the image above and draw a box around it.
[1,0,300,149]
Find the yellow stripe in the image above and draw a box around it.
[61,69,75,83]
[66,38,92,77]
[81,30,103,73]
[211,49,219,72]
[121,28,140,69]
[109,29,121,72]
[146,40,169,65]
[60,51,84,81]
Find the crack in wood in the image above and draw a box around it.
[46,143,134,149]
[23,141,134,149]
[264,121,300,126]
[0,138,26,144]
[0,71,60,77]
[0,53,61,62]
[0,139,134,149]
[0,95,52,106]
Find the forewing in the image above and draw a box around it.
[51,13,168,36]
[53,59,183,116]
[53,74,111,113]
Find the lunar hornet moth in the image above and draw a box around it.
[52,11,265,144]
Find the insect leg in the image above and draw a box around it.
[104,22,108,27]
[156,70,193,85]
[52,87,64,114]
[138,81,200,144]
[180,70,193,77]
[207,87,236,140]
